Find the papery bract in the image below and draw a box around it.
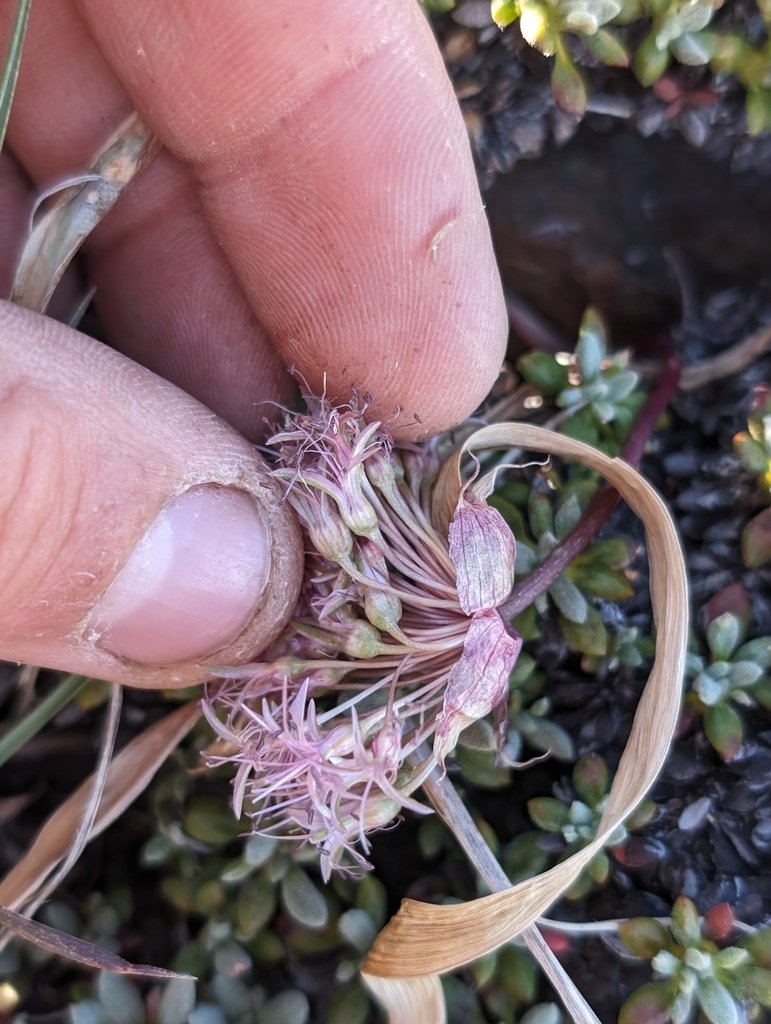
[433,610,522,767]
[449,493,516,614]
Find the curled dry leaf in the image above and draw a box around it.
[0,700,200,911]
[363,423,689,1019]
[11,111,159,313]
[361,973,446,1024]
[0,905,193,980]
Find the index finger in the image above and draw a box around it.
[75,0,507,438]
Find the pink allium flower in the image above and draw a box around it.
[203,396,521,878]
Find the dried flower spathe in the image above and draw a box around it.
[203,396,521,878]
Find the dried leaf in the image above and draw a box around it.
[367,423,688,1013]
[0,701,200,909]
[11,112,159,313]
[361,973,446,1024]
[0,905,192,979]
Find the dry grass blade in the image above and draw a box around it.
[679,321,771,391]
[364,424,689,1004]
[16,684,123,932]
[11,111,159,313]
[361,973,446,1022]
[0,905,193,980]
[0,700,200,910]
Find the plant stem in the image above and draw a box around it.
[21,685,123,921]
[500,353,681,619]
[422,762,602,1024]
[0,673,90,769]
[0,0,32,152]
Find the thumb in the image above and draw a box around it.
[0,301,302,688]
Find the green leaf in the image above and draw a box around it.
[551,44,587,115]
[338,908,377,953]
[732,965,771,1005]
[520,1005,562,1024]
[517,351,570,396]
[97,974,145,1024]
[503,830,551,883]
[671,29,714,65]
[576,308,607,380]
[517,714,576,761]
[619,981,675,1024]
[355,874,388,928]
[707,612,742,661]
[626,797,658,830]
[258,991,310,1024]
[582,27,629,66]
[560,604,608,657]
[491,0,520,28]
[554,493,583,538]
[588,850,610,884]
[573,752,609,806]
[633,33,671,85]
[528,796,570,831]
[740,926,771,969]
[528,490,554,538]
[549,573,589,623]
[752,679,771,711]
[704,703,745,761]
[280,866,328,929]
[696,976,739,1024]
[183,796,241,846]
[747,87,771,136]
[0,673,90,769]
[157,979,197,1024]
[235,878,277,939]
[618,917,671,959]
[741,508,771,569]
[327,984,371,1024]
[671,895,702,947]
[713,946,749,972]
[520,0,559,53]
[733,433,769,474]
[570,563,635,601]
[736,636,771,670]
[497,944,539,1002]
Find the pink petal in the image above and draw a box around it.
[449,494,516,614]
[433,610,521,766]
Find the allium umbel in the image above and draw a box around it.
[203,396,522,877]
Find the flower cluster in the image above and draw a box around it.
[203,396,521,878]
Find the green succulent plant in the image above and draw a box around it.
[734,385,771,569]
[492,470,635,660]
[686,611,771,761]
[518,308,644,456]
[618,897,771,1024]
[433,0,771,134]
[516,753,657,898]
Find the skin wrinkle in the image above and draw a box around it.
[0,397,81,635]
[82,2,423,162]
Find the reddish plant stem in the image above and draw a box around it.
[499,352,681,620]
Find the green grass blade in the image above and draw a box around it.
[0,673,90,768]
[0,0,32,153]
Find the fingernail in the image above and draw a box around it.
[91,485,271,664]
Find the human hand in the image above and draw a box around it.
[0,0,506,688]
